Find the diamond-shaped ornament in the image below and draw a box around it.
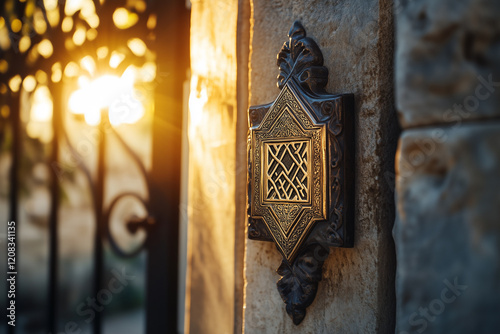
[247,21,354,325]
[250,81,327,262]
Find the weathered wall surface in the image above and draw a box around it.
[244,0,398,333]
[394,0,500,333]
[187,0,239,333]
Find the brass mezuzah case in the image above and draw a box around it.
[247,21,354,325]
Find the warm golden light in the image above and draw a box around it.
[64,62,80,78]
[73,26,86,46]
[68,71,145,126]
[0,25,10,50]
[0,59,8,73]
[109,51,125,68]
[65,0,97,19]
[78,0,97,21]
[86,28,98,41]
[31,86,53,122]
[34,9,47,34]
[86,14,100,29]
[47,9,60,27]
[147,14,157,30]
[38,39,54,58]
[36,70,48,85]
[51,62,62,83]
[26,85,53,143]
[113,8,128,25]
[43,0,58,11]
[65,37,75,51]
[61,16,73,32]
[80,56,96,75]
[127,38,147,57]
[25,1,34,16]
[139,62,156,82]
[9,75,22,93]
[113,8,138,29]
[19,36,31,53]
[23,75,37,92]
[65,0,83,15]
[188,77,208,129]
[11,19,22,33]
[133,0,146,13]
[97,46,109,59]
[1,105,9,118]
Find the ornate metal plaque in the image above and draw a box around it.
[247,21,354,324]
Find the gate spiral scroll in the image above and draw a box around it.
[247,21,354,325]
[62,119,154,258]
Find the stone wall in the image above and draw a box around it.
[243,0,398,333]
[394,0,500,333]
[186,0,239,333]
[186,0,500,332]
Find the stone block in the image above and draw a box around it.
[245,0,398,332]
[394,123,500,333]
[396,0,500,128]
[187,0,239,333]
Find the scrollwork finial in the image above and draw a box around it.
[277,21,329,95]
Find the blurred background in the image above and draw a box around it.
[0,0,190,333]
[3,0,500,333]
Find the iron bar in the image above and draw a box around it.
[92,110,107,334]
[111,127,149,182]
[146,0,190,332]
[47,83,62,334]
[7,93,19,334]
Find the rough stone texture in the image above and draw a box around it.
[394,124,500,333]
[244,0,398,333]
[234,0,252,332]
[187,1,239,333]
[394,0,500,333]
[396,0,500,129]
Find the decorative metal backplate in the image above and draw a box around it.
[247,21,354,325]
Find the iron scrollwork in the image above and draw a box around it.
[247,21,354,325]
[62,115,154,258]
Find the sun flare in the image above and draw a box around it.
[68,69,145,126]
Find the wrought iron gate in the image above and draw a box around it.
[2,0,190,333]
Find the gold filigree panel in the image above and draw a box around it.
[250,82,327,262]
[264,140,310,203]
